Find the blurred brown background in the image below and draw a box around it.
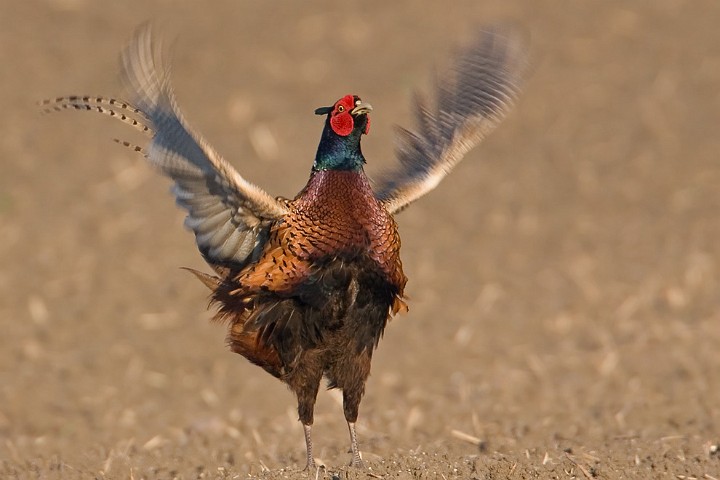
[1,1,719,478]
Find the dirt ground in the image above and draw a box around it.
[2,1,720,478]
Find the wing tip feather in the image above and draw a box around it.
[376,24,529,214]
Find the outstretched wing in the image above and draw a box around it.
[373,26,528,214]
[46,24,290,268]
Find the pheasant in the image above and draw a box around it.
[42,24,526,469]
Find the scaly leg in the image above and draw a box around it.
[303,423,316,470]
[347,421,364,468]
[343,388,366,467]
[294,363,322,471]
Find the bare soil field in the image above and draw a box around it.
[2,1,719,478]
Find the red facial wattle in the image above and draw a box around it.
[329,94,370,137]
[330,110,354,136]
[329,95,355,136]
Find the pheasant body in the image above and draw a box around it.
[219,168,406,375]
[44,24,526,470]
[236,170,405,298]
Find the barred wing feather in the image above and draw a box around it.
[120,24,289,266]
[374,26,527,214]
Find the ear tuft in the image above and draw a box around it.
[314,106,332,115]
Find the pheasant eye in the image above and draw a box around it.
[337,105,345,113]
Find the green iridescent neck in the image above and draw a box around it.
[313,121,366,172]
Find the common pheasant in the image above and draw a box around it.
[42,24,526,469]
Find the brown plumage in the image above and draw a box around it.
[42,23,526,469]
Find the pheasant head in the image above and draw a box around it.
[313,94,372,172]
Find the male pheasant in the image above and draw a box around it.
[43,24,526,468]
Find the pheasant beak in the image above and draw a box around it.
[351,102,373,116]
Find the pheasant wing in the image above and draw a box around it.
[120,24,289,267]
[374,26,527,214]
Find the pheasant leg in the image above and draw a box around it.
[303,423,316,470]
[347,421,364,467]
